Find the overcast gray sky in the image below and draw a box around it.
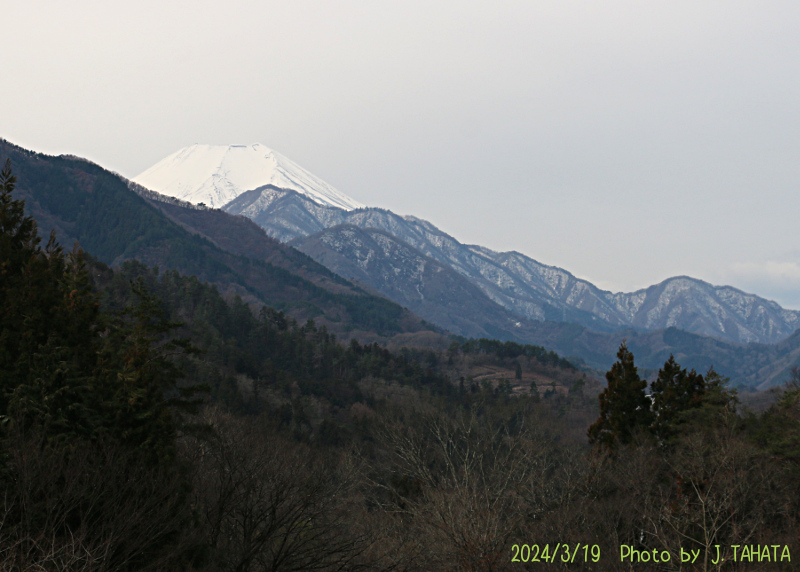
[6,1,800,307]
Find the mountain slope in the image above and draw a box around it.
[606,276,800,344]
[129,182,357,296]
[136,146,800,345]
[289,223,800,389]
[223,186,800,345]
[291,224,542,340]
[133,144,364,210]
[1,139,427,339]
[480,249,800,344]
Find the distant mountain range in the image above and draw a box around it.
[132,183,800,389]
[217,181,800,347]
[5,137,800,388]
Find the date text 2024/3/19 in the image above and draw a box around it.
[511,543,600,564]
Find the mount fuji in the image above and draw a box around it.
[133,143,364,211]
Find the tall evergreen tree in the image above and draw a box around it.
[649,355,706,440]
[91,280,202,463]
[0,159,101,437]
[588,342,652,448]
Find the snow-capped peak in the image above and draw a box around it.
[132,143,365,210]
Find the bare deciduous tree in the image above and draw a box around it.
[188,408,375,572]
[372,405,560,571]
[0,432,197,571]
[643,428,795,571]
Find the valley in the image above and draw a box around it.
[131,142,800,389]
[2,137,799,570]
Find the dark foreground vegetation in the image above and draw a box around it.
[2,160,800,571]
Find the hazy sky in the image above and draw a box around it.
[6,1,800,307]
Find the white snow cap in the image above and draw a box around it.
[133,143,365,210]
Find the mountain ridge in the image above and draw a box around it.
[0,138,429,342]
[220,185,800,345]
[290,224,543,341]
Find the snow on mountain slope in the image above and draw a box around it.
[133,144,364,210]
[290,224,548,341]
[133,145,800,345]
[224,186,800,344]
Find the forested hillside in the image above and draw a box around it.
[0,139,431,341]
[0,160,581,568]
[3,154,800,570]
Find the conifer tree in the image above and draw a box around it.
[0,160,101,437]
[0,158,45,411]
[649,355,706,440]
[91,279,202,463]
[588,342,652,448]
